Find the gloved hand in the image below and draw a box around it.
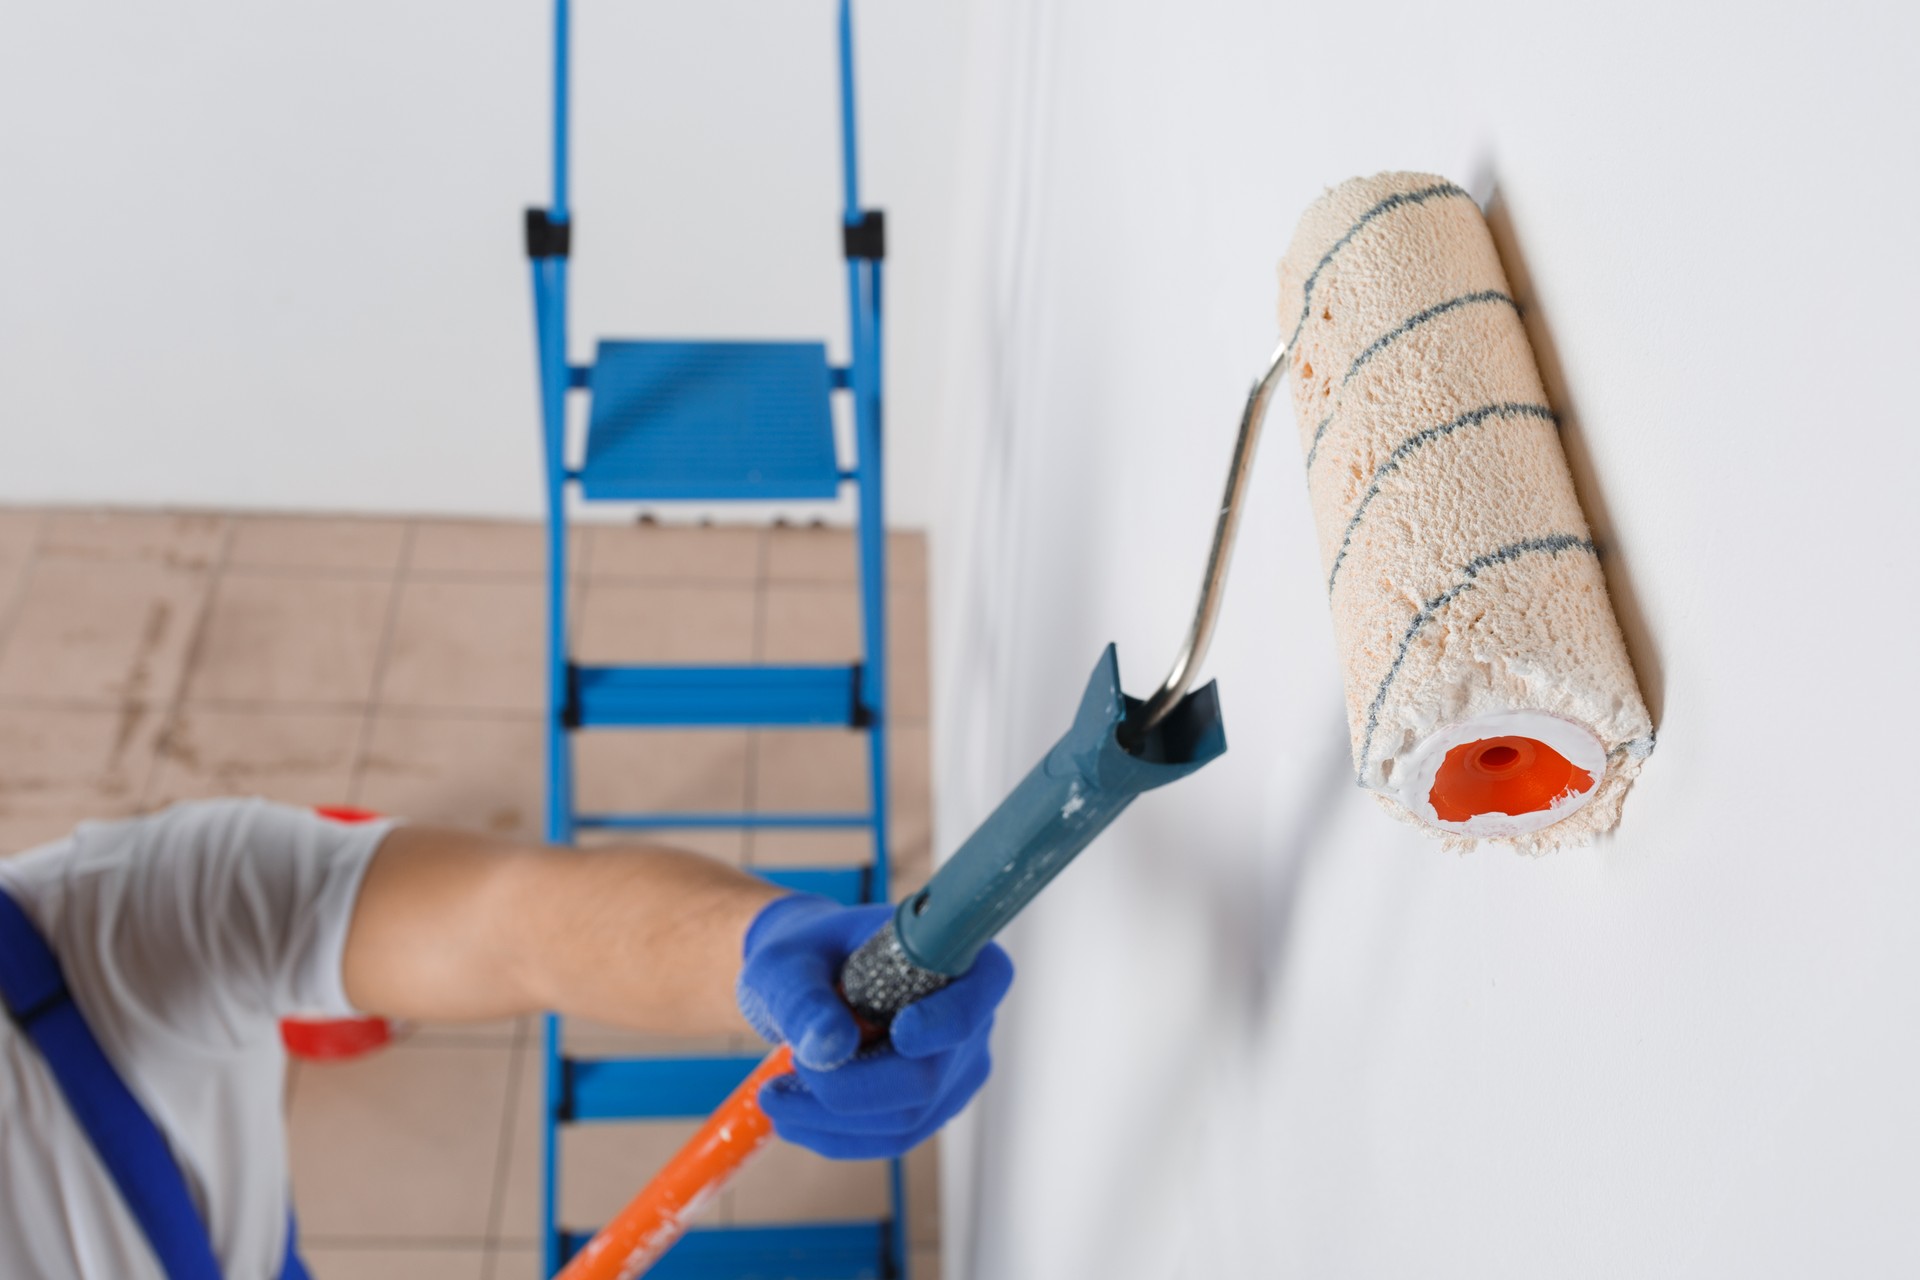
[736,894,1014,1160]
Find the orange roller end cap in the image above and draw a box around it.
[1427,735,1594,824]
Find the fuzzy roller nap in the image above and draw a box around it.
[1278,172,1653,849]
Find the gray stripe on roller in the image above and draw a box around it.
[1357,533,1598,778]
[1285,181,1472,352]
[1325,402,1557,595]
[1305,290,1521,469]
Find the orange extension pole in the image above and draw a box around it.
[554,1045,794,1280]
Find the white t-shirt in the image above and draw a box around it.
[0,799,394,1279]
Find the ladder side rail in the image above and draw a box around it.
[853,257,889,900]
[537,262,571,1280]
[541,4,574,1274]
[536,264,574,761]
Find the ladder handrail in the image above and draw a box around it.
[552,0,571,221]
[836,0,860,219]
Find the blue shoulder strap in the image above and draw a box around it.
[0,883,227,1280]
[281,1212,310,1280]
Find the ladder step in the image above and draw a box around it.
[575,812,872,831]
[568,1054,767,1120]
[574,664,862,728]
[560,1222,889,1278]
[756,866,872,904]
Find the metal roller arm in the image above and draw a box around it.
[1119,339,1290,749]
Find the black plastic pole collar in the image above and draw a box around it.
[842,210,885,261]
[525,208,572,259]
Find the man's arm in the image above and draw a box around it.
[336,820,1013,1162]
[341,826,784,1035]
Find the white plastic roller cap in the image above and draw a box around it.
[1395,710,1608,839]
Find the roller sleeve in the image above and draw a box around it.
[1277,173,1653,848]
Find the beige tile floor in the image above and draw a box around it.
[0,508,940,1280]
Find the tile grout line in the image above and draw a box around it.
[728,481,770,1219]
[346,523,418,808]
[0,509,48,667]
[568,521,591,679]
[575,521,596,579]
[217,565,405,582]
[570,520,595,643]
[0,695,940,727]
[134,518,236,810]
[717,528,774,1229]
[0,697,945,728]
[478,1015,532,1278]
[740,529,772,875]
[0,695,550,719]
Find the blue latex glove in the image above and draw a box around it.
[736,894,1014,1160]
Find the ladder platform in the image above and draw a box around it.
[567,1054,765,1120]
[539,862,870,906]
[573,663,864,728]
[560,1223,890,1278]
[581,339,842,501]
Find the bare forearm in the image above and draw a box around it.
[343,827,784,1034]
[499,839,783,1033]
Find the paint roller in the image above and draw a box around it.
[1279,172,1652,845]
[556,170,1652,1279]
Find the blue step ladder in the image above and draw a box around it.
[524,2,903,1275]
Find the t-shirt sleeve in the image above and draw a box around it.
[21,799,397,1049]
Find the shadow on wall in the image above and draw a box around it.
[1066,719,1354,1280]
[1483,184,1665,731]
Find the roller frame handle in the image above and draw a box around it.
[841,642,1225,1021]
[556,644,1226,1280]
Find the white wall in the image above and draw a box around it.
[933,2,1919,1277]
[0,1,964,526]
